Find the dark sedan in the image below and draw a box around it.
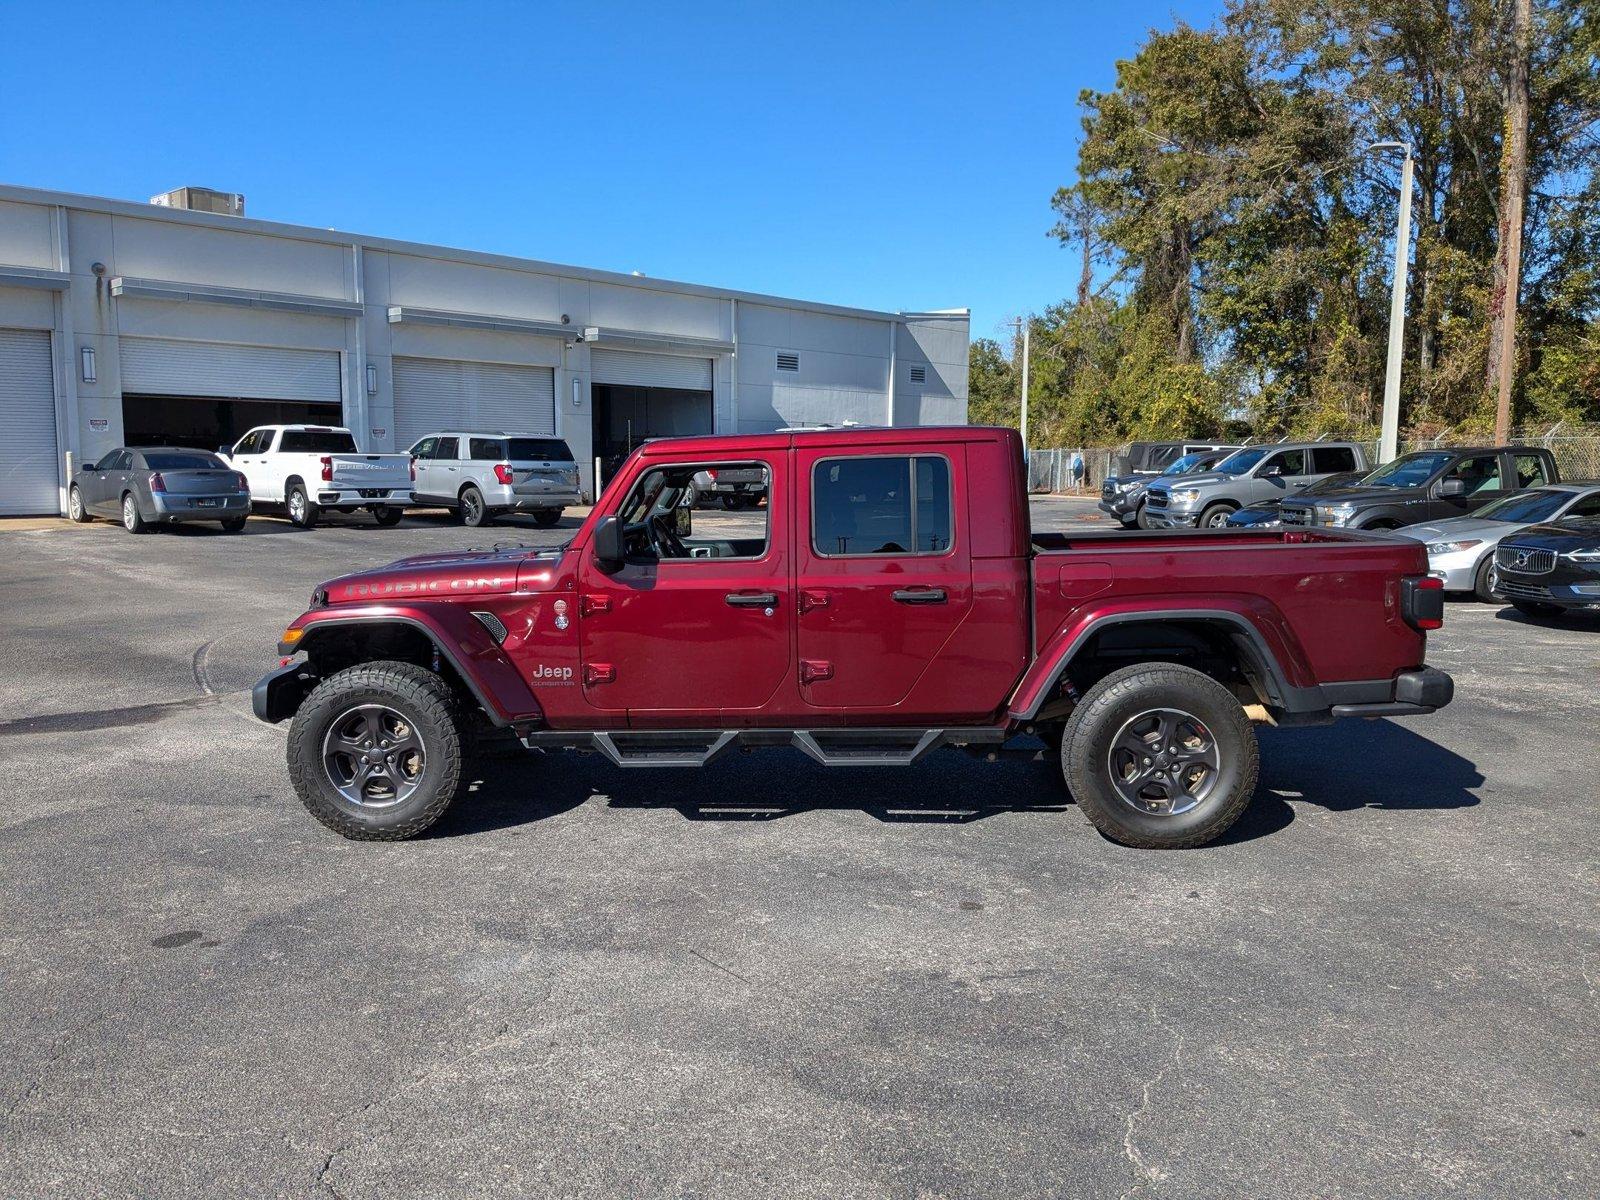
[1492,516,1600,619]
[1225,471,1366,529]
[69,447,251,534]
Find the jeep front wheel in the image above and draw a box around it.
[1061,663,1259,849]
[287,661,465,840]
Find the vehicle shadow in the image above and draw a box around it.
[1493,604,1600,631]
[428,721,1481,843]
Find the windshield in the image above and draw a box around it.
[1214,447,1268,476]
[507,438,574,462]
[1161,453,1208,476]
[1476,488,1572,524]
[143,452,225,470]
[1363,451,1454,488]
[279,429,358,454]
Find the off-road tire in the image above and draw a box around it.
[220,516,248,533]
[1472,555,1496,603]
[1512,600,1564,620]
[287,483,319,529]
[532,508,563,528]
[371,505,404,527]
[1198,502,1237,529]
[287,660,465,841]
[121,493,149,534]
[68,485,91,523]
[1061,663,1259,849]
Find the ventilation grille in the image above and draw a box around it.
[909,366,927,384]
[776,351,800,372]
[470,611,509,644]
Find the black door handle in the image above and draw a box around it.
[892,588,947,604]
[726,592,778,607]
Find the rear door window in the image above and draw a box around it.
[811,455,952,556]
[435,437,459,460]
[1512,454,1550,488]
[469,438,504,460]
[1261,449,1308,477]
[1313,446,1357,473]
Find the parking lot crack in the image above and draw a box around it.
[1119,1007,1185,1200]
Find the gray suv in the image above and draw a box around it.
[1144,442,1368,529]
[409,431,580,527]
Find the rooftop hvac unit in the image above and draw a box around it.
[149,186,246,216]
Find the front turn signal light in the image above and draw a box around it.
[281,627,304,646]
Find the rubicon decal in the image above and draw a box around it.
[340,577,510,598]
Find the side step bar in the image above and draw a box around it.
[520,727,1010,768]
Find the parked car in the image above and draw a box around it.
[1224,471,1367,529]
[1278,446,1560,531]
[1112,440,1236,479]
[255,426,1452,851]
[1100,447,1240,529]
[1145,442,1368,529]
[68,447,251,534]
[1490,515,1600,618]
[408,432,579,528]
[693,464,767,510]
[1396,482,1600,602]
[221,425,414,529]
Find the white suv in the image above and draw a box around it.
[408,432,580,527]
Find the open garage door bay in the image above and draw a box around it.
[0,329,60,515]
[120,337,343,450]
[392,358,556,449]
[590,349,713,472]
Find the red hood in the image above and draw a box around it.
[320,543,566,603]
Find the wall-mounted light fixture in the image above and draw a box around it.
[572,377,582,409]
[366,363,378,396]
[80,346,97,383]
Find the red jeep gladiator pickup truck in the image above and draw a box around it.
[255,426,1452,849]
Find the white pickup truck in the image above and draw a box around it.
[220,425,415,529]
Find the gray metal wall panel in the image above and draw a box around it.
[590,348,712,391]
[119,337,342,403]
[0,328,59,514]
[392,357,555,447]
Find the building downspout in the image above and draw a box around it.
[53,205,78,514]
[886,318,897,426]
[729,297,738,434]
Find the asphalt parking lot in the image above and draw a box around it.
[2,497,1596,1199]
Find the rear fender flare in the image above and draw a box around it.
[289,605,539,726]
[1009,603,1321,720]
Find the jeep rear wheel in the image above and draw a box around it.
[1061,663,1259,849]
[287,661,465,840]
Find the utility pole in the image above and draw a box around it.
[1009,316,1032,454]
[1493,0,1532,444]
[1366,141,1414,463]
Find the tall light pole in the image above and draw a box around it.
[1009,315,1032,454]
[1366,141,1414,463]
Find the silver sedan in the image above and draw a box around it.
[1398,482,1600,600]
[69,446,252,534]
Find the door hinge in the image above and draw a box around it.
[799,659,833,684]
[584,663,616,686]
[580,594,611,617]
[799,589,831,614]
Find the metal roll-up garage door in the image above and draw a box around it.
[120,337,343,402]
[0,329,60,515]
[392,358,556,446]
[590,348,712,391]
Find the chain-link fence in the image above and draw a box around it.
[1026,448,1114,494]
[1024,425,1600,494]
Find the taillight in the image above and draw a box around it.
[409,457,417,481]
[148,472,167,493]
[234,472,250,492]
[319,455,333,483]
[704,467,718,481]
[1402,575,1445,630]
[493,463,514,485]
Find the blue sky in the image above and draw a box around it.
[1,0,1219,340]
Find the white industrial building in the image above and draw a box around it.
[0,182,970,515]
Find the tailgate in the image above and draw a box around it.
[328,455,412,489]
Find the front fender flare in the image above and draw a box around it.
[286,604,540,726]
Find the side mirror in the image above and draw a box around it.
[1438,478,1466,498]
[1262,465,1284,478]
[217,445,233,456]
[592,515,624,571]
[674,505,692,537]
